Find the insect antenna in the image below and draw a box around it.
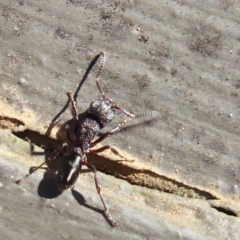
[95,52,106,99]
[135,111,161,120]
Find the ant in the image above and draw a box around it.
[16,52,139,227]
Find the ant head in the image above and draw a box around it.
[88,98,116,127]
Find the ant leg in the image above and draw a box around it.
[91,115,134,148]
[67,92,79,121]
[15,143,69,184]
[48,143,69,161]
[83,157,118,227]
[90,145,134,162]
[67,91,79,135]
[65,125,75,144]
[15,161,46,184]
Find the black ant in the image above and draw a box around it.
[16,52,160,226]
[15,52,140,227]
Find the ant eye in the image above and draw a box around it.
[91,99,102,108]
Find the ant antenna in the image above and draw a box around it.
[95,52,106,99]
[135,111,161,119]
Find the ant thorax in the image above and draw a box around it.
[77,118,100,151]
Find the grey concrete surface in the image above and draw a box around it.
[0,0,240,239]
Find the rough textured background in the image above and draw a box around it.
[0,0,240,239]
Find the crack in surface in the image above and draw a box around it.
[0,116,25,130]
[88,153,219,200]
[209,200,240,218]
[13,129,62,150]
[4,121,219,201]
[2,115,240,218]
[211,206,238,217]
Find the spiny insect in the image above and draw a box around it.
[15,52,160,227]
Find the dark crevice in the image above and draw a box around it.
[0,116,25,129]
[12,129,62,150]
[88,153,219,200]
[2,122,220,201]
[209,200,239,218]
[211,206,238,217]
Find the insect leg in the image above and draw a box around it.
[67,91,79,136]
[48,142,69,161]
[15,142,70,184]
[90,145,134,162]
[91,115,134,148]
[64,125,75,144]
[83,157,118,227]
[15,161,47,184]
